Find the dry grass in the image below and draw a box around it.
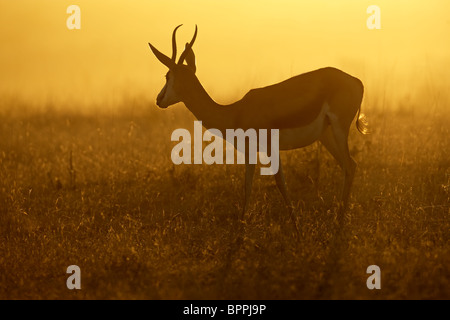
[0,96,448,300]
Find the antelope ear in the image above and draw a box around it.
[148,43,176,69]
[184,42,196,73]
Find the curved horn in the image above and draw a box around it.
[148,42,176,69]
[171,24,183,61]
[178,25,198,65]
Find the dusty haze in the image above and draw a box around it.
[1,0,449,110]
[0,0,449,300]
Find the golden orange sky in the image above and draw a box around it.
[0,0,449,110]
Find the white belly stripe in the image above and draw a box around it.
[279,102,329,150]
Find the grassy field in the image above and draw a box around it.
[0,96,448,300]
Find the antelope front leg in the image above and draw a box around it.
[242,163,256,217]
[274,159,300,238]
[274,157,292,208]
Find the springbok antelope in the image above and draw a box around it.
[148,25,368,214]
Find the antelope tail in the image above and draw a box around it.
[356,105,369,134]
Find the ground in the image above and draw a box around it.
[0,98,448,299]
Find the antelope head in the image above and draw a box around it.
[148,24,198,108]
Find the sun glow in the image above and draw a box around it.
[0,0,449,109]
